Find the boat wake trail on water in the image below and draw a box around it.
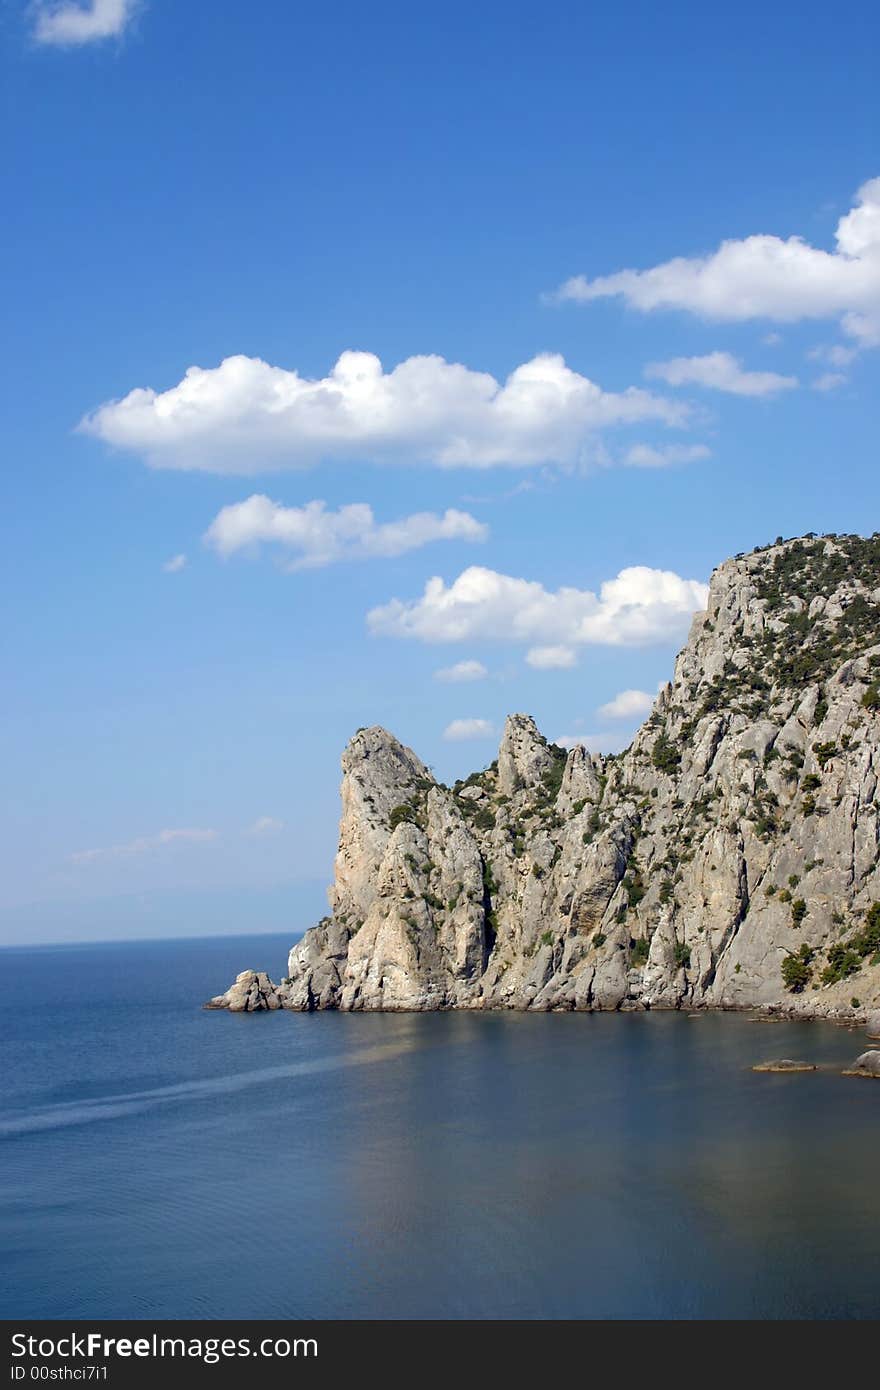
[0,1038,422,1137]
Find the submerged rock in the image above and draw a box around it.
[751,1059,817,1073]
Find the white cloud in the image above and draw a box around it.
[203,495,487,568]
[552,176,880,345]
[368,564,708,650]
[811,372,847,392]
[807,343,857,367]
[460,478,537,503]
[34,0,137,45]
[443,718,495,741]
[555,731,633,755]
[598,688,655,720]
[434,659,488,683]
[622,442,711,468]
[525,644,578,669]
[79,350,688,473]
[645,352,797,397]
[245,816,284,836]
[763,332,783,346]
[70,827,217,865]
[162,553,186,573]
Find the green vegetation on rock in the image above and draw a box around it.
[782,943,814,992]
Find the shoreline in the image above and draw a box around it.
[204,983,879,1033]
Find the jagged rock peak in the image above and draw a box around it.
[342,724,432,782]
[330,724,437,930]
[339,724,435,831]
[497,713,561,796]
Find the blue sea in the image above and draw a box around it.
[2,934,879,1320]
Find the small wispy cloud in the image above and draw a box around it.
[525,645,577,670]
[811,372,847,393]
[434,660,488,683]
[245,816,284,836]
[460,479,537,504]
[443,718,495,741]
[33,0,138,47]
[807,343,858,367]
[645,352,797,398]
[162,553,187,573]
[70,826,218,865]
[554,731,633,755]
[622,443,711,469]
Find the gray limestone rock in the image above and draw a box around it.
[214,533,880,1019]
[843,1050,880,1077]
[205,970,281,1012]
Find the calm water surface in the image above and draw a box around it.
[2,934,879,1319]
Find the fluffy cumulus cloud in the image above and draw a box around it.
[525,644,578,669]
[553,177,880,346]
[34,0,136,45]
[598,688,655,720]
[368,565,708,649]
[204,495,486,568]
[434,659,488,682]
[645,352,797,397]
[70,827,217,865]
[79,350,688,473]
[443,718,495,741]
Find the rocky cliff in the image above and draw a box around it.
[208,533,880,1019]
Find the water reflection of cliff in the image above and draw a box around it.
[265,1012,880,1318]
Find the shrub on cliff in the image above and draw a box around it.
[821,943,861,985]
[781,943,813,992]
[851,903,880,958]
[651,733,680,774]
[862,682,880,711]
[630,937,649,966]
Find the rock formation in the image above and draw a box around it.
[751,1060,817,1072]
[208,533,880,1019]
[205,970,283,1012]
[842,1049,880,1077]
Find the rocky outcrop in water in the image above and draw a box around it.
[751,1060,817,1073]
[205,970,283,1012]
[210,533,880,1020]
[842,1049,880,1077]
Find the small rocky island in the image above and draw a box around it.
[208,533,880,1021]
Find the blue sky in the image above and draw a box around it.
[3,0,879,944]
